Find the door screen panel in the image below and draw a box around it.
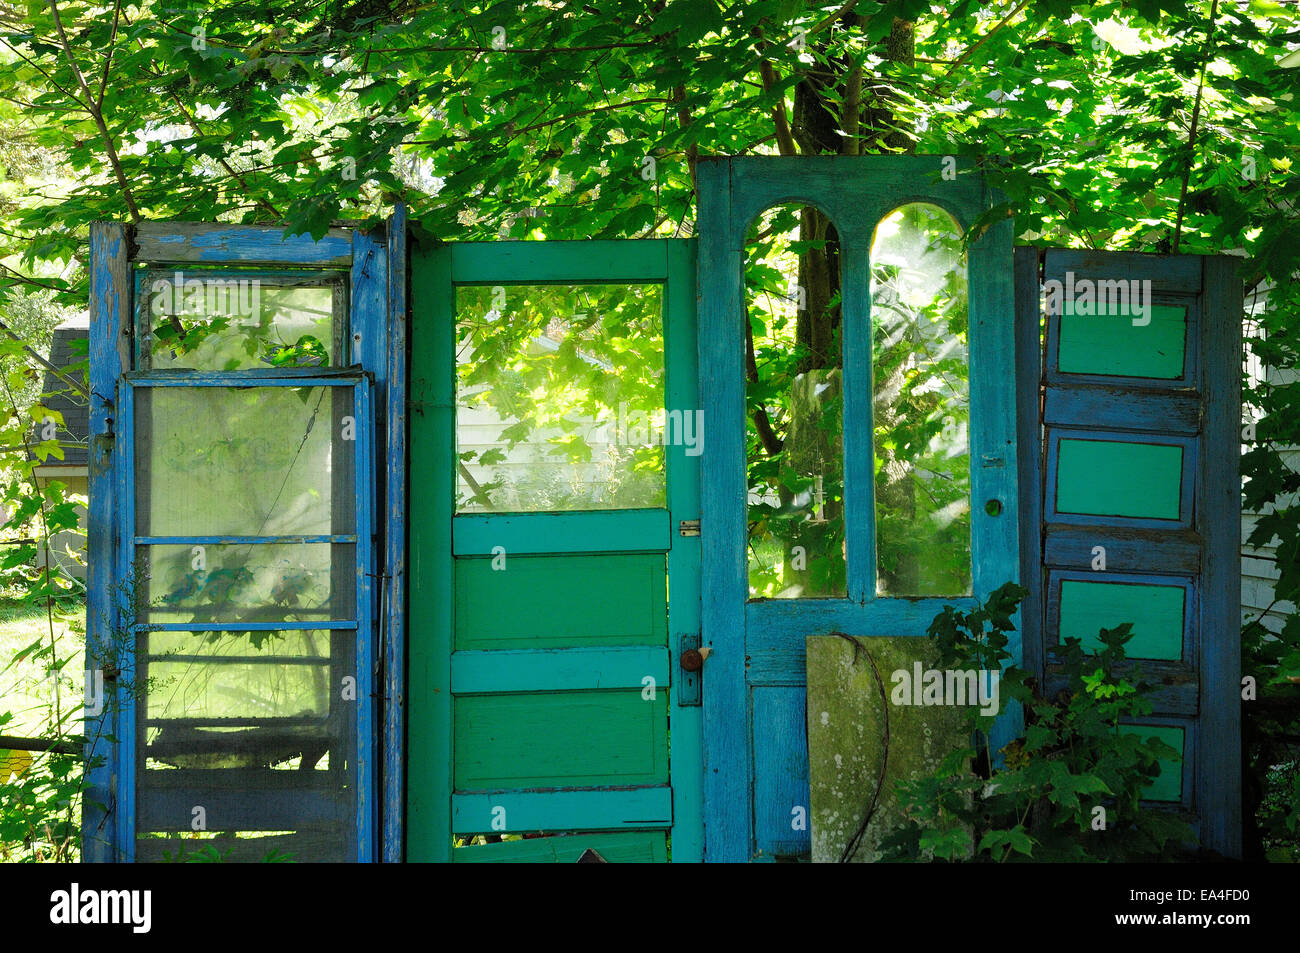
[129,377,369,864]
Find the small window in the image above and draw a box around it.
[454,283,666,513]
[745,204,846,599]
[138,270,348,371]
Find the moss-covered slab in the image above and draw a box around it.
[806,634,969,863]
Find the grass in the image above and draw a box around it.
[0,595,85,739]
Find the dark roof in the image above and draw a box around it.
[33,328,89,468]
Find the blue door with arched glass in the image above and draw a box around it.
[695,155,1020,861]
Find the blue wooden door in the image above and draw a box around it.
[406,239,704,862]
[695,156,1019,860]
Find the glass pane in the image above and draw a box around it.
[136,543,356,623]
[871,204,971,596]
[134,386,356,537]
[455,283,666,512]
[141,272,344,371]
[141,629,341,722]
[746,205,846,598]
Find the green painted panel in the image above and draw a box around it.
[452,646,669,694]
[452,786,672,832]
[1059,302,1187,379]
[1118,725,1185,802]
[455,553,666,650]
[1057,439,1183,520]
[454,690,668,789]
[453,510,670,556]
[1059,580,1185,660]
[453,830,667,863]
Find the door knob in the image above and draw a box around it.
[681,645,712,672]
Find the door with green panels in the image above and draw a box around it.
[1025,247,1242,857]
[407,239,701,862]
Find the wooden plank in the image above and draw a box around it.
[455,553,666,650]
[1044,386,1200,435]
[747,597,976,645]
[1014,245,1045,685]
[1055,437,1185,520]
[85,222,131,864]
[454,690,668,790]
[696,156,753,862]
[1044,525,1201,574]
[1197,255,1243,858]
[383,205,408,862]
[451,646,668,694]
[664,237,705,862]
[453,830,667,863]
[133,222,353,266]
[1058,578,1187,660]
[406,240,456,862]
[1044,663,1198,715]
[452,786,673,833]
[1044,248,1203,294]
[452,509,670,556]
[449,240,670,284]
[841,229,873,602]
[752,686,811,859]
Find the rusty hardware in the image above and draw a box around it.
[679,519,700,536]
[681,645,712,672]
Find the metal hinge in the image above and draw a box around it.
[679,519,700,537]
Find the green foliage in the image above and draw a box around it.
[881,582,1196,862]
[0,0,1294,859]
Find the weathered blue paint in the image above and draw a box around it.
[1036,248,1241,858]
[696,156,1020,861]
[85,223,129,863]
[383,204,409,863]
[114,381,137,861]
[1014,247,1045,685]
[132,621,358,632]
[132,222,354,267]
[87,219,394,863]
[1198,255,1243,858]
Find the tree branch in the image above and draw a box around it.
[1173,0,1220,254]
[44,0,141,222]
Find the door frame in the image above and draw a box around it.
[405,237,702,861]
[85,218,404,863]
[695,155,1020,861]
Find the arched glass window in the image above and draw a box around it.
[870,203,971,596]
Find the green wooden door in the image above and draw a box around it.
[407,239,701,862]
